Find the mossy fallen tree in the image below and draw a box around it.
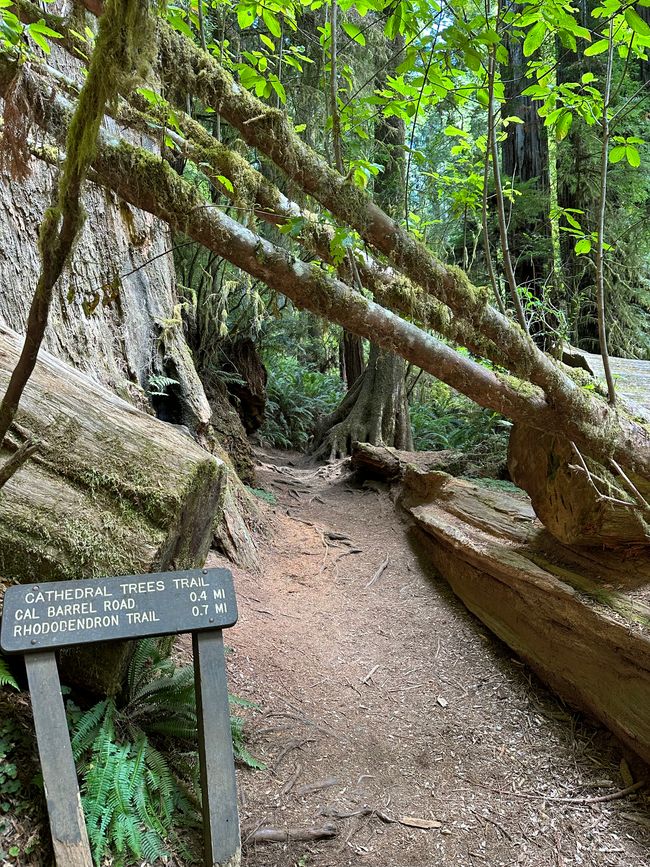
[0,325,224,693]
[1,33,650,543]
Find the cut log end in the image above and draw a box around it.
[508,423,650,547]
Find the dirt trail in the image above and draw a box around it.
[208,449,649,867]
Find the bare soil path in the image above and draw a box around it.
[207,448,650,867]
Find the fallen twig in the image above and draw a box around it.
[272,736,316,770]
[366,555,389,588]
[280,763,302,796]
[472,779,646,805]
[242,823,338,844]
[362,664,379,685]
[295,777,339,797]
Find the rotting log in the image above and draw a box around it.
[0,325,224,694]
[350,442,470,482]
[405,473,650,764]
[508,423,650,547]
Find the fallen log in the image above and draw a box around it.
[404,472,650,764]
[506,351,650,547]
[508,423,650,547]
[0,325,224,693]
[350,442,471,482]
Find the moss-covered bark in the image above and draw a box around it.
[314,345,413,459]
[0,327,224,693]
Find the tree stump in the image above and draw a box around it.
[0,326,224,694]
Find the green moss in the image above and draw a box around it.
[0,504,158,585]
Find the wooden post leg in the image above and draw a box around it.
[193,630,241,867]
[24,652,92,867]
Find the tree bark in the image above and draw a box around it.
[314,344,412,459]
[13,0,620,410]
[408,474,650,765]
[315,33,412,456]
[0,325,224,693]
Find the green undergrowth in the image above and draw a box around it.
[260,355,344,450]
[245,485,278,505]
[61,639,264,866]
[409,378,511,454]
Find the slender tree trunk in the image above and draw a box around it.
[314,32,412,456]
[595,22,616,405]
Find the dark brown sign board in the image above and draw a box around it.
[0,568,241,867]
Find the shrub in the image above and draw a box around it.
[260,355,344,450]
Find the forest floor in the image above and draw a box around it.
[206,446,650,867]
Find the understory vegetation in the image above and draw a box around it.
[0,639,262,866]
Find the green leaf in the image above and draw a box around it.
[342,21,366,45]
[262,9,282,38]
[237,7,255,30]
[28,19,62,38]
[294,123,306,132]
[609,145,626,164]
[444,125,469,138]
[216,175,234,194]
[625,146,641,167]
[574,238,591,254]
[167,10,193,39]
[137,87,163,107]
[0,656,18,690]
[259,33,275,51]
[625,8,650,38]
[269,76,286,104]
[523,21,546,57]
[555,111,573,141]
[27,26,51,53]
[584,39,609,56]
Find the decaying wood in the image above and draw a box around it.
[405,472,650,764]
[350,442,470,481]
[506,353,650,546]
[242,824,338,844]
[0,326,223,692]
[508,423,650,546]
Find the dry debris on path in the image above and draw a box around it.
[208,449,650,867]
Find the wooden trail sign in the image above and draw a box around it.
[0,567,241,867]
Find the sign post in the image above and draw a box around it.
[1,567,241,867]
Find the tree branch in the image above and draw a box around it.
[0,437,39,489]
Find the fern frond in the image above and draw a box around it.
[127,638,157,697]
[0,654,18,690]
[71,699,109,761]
